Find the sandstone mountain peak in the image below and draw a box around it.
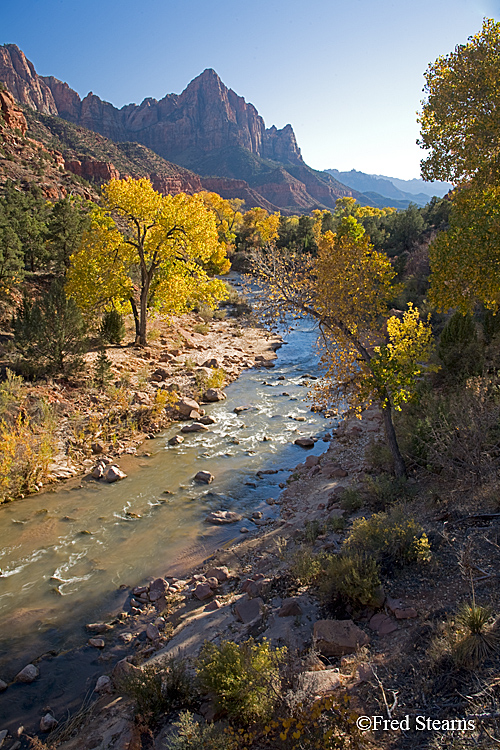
[0,44,359,212]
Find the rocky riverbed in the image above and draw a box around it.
[0,405,414,749]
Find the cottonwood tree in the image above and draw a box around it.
[419,19,500,313]
[251,217,433,477]
[67,178,229,345]
[418,18,500,186]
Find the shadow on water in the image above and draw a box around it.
[0,316,336,735]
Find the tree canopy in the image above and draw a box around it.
[67,178,229,345]
[418,18,500,185]
[251,218,433,477]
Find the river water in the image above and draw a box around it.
[0,314,333,733]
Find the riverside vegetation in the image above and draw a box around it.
[3,18,500,750]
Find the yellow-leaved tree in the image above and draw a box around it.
[67,178,229,345]
[251,217,433,477]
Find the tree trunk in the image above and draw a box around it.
[381,403,407,479]
[137,276,150,346]
[130,297,140,345]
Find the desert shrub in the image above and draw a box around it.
[402,378,500,481]
[327,515,347,532]
[319,552,381,609]
[362,472,408,510]
[365,439,393,473]
[288,548,323,585]
[0,401,55,502]
[122,657,192,720]
[92,347,113,387]
[196,302,214,322]
[258,695,363,749]
[13,280,86,377]
[193,322,210,335]
[340,488,363,512]
[304,519,322,543]
[165,712,237,750]
[196,638,286,725]
[438,311,483,382]
[345,506,431,570]
[99,309,125,344]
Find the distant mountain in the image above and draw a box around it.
[0,44,363,213]
[325,169,452,207]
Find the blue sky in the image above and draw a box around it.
[1,0,497,179]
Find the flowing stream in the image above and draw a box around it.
[0,313,334,734]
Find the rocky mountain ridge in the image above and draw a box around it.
[0,44,361,212]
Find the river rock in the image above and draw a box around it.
[149,577,169,600]
[0,679,7,691]
[91,464,104,479]
[168,435,184,445]
[95,675,113,694]
[112,658,142,684]
[202,388,226,402]
[177,396,201,416]
[235,596,264,624]
[194,470,214,484]
[278,598,304,617]
[104,465,127,483]
[294,437,315,448]
[194,582,214,601]
[15,664,39,683]
[202,358,220,368]
[87,622,112,634]
[146,623,160,640]
[206,577,219,589]
[151,367,169,382]
[298,670,341,696]
[198,415,216,425]
[205,510,242,524]
[0,730,7,746]
[313,619,370,657]
[205,566,230,583]
[88,638,105,648]
[40,714,58,733]
[180,422,208,433]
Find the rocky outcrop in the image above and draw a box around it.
[65,158,120,182]
[0,87,27,134]
[200,177,278,212]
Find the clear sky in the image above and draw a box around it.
[1,0,498,179]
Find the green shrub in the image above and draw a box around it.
[196,638,285,724]
[345,506,431,570]
[93,347,113,387]
[99,309,125,344]
[304,519,322,543]
[193,322,210,335]
[340,488,363,513]
[122,657,191,720]
[319,552,381,609]
[13,280,86,377]
[363,472,408,510]
[165,712,237,750]
[438,311,483,382]
[288,548,323,585]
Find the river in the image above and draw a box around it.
[0,313,333,735]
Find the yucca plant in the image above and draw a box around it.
[452,603,500,669]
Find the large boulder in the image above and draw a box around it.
[313,619,370,657]
[205,510,242,524]
[181,422,209,433]
[194,470,214,484]
[235,596,264,624]
[177,397,201,416]
[104,465,127,483]
[294,437,315,448]
[15,664,39,683]
[202,388,226,402]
